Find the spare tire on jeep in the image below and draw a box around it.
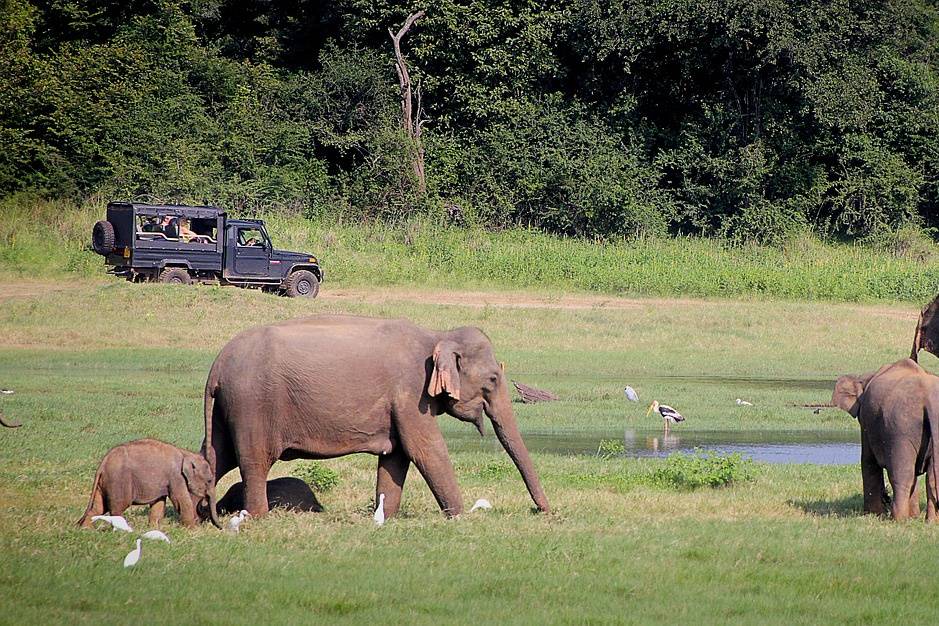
[91,220,116,255]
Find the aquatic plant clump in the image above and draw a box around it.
[596,438,626,459]
[652,450,755,489]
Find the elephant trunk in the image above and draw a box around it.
[207,483,221,529]
[487,391,550,513]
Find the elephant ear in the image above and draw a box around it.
[428,340,461,401]
[911,294,939,361]
[181,456,199,487]
[832,375,864,418]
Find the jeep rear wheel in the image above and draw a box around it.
[285,270,319,298]
[91,221,116,255]
[158,267,192,285]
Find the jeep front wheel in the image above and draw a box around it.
[91,220,116,255]
[284,270,319,298]
[158,267,192,285]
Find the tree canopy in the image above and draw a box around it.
[2,0,938,241]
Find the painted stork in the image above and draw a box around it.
[646,400,685,434]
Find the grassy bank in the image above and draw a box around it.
[2,195,939,302]
[2,279,939,623]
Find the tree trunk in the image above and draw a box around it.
[389,10,427,195]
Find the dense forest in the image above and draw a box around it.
[1,0,938,242]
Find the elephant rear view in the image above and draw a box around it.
[833,358,939,521]
[201,315,550,519]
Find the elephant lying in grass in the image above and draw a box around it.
[78,439,221,528]
[216,477,323,515]
[202,315,549,519]
[833,358,939,521]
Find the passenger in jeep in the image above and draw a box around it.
[161,216,178,238]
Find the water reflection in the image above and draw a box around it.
[446,429,861,465]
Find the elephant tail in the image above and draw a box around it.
[202,366,223,530]
[203,367,219,475]
[76,464,104,527]
[926,387,939,512]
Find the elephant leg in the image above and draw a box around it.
[909,479,921,518]
[888,471,916,521]
[395,416,463,517]
[925,461,938,523]
[239,460,272,517]
[861,444,887,515]
[376,448,411,519]
[148,498,166,527]
[170,480,198,528]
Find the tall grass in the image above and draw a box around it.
[3,194,939,301]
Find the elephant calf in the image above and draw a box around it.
[833,358,939,521]
[216,477,323,515]
[78,439,220,529]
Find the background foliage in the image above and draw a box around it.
[2,0,938,242]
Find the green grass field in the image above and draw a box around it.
[3,276,939,624]
[3,194,939,302]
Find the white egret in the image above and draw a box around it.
[142,530,170,543]
[470,498,492,513]
[646,400,685,434]
[228,510,249,533]
[92,515,133,532]
[123,539,142,568]
[374,493,386,526]
[624,386,640,402]
[735,398,753,406]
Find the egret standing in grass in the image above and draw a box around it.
[624,386,640,403]
[92,514,133,532]
[374,493,386,526]
[123,538,142,568]
[142,530,170,543]
[228,510,248,533]
[470,498,492,513]
[735,398,753,406]
[647,400,685,434]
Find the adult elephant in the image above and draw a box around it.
[833,358,939,521]
[201,315,550,519]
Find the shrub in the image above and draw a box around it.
[291,462,340,492]
[652,451,754,489]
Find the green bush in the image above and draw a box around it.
[652,451,754,490]
[291,462,340,493]
[595,439,625,459]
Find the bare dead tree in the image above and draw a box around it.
[389,10,427,195]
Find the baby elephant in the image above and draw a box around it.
[78,439,221,529]
[216,477,323,515]
[833,358,939,521]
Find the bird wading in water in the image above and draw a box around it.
[647,400,685,434]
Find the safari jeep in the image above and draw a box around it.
[91,202,323,297]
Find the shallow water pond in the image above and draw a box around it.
[448,429,861,465]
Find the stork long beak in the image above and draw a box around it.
[646,403,654,416]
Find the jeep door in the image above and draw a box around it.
[232,226,270,276]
